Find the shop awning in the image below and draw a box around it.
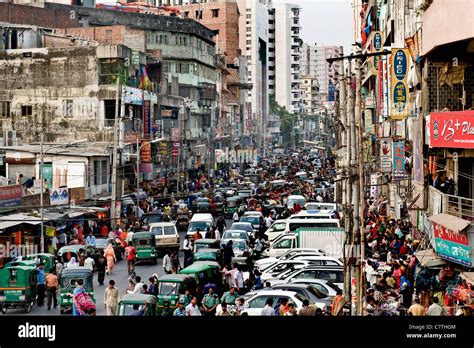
[415,248,447,268]
[429,213,471,233]
[460,272,474,285]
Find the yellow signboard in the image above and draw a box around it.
[45,226,56,238]
[390,48,410,120]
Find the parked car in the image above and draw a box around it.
[291,255,343,266]
[239,216,262,233]
[271,283,332,312]
[141,213,164,229]
[95,238,124,261]
[241,290,312,316]
[264,219,287,242]
[260,260,309,282]
[266,265,344,288]
[289,279,342,298]
[254,248,326,271]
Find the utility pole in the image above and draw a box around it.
[355,57,366,316]
[110,78,120,230]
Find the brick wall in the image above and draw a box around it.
[0,3,78,28]
[427,63,474,111]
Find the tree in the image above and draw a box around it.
[270,96,295,148]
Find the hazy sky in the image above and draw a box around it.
[274,0,353,53]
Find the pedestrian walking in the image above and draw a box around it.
[85,232,96,247]
[232,211,239,223]
[170,250,180,273]
[96,255,106,286]
[163,250,172,274]
[298,299,315,316]
[36,263,46,307]
[331,290,345,316]
[183,235,193,268]
[428,297,446,316]
[45,270,58,310]
[124,242,136,275]
[261,298,275,316]
[408,298,425,316]
[83,254,95,272]
[104,242,116,275]
[104,280,120,316]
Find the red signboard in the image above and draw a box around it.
[433,222,469,246]
[140,142,151,163]
[0,185,23,208]
[430,111,474,148]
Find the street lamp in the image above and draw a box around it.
[39,137,87,253]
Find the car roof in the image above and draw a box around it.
[249,290,299,297]
[149,222,175,227]
[232,222,252,226]
[296,265,343,270]
[223,230,247,234]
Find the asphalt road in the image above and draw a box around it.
[6,219,235,316]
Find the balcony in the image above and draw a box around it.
[429,186,474,222]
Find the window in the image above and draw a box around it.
[195,10,203,19]
[162,61,170,73]
[184,11,189,18]
[269,57,275,62]
[274,239,293,249]
[177,63,189,74]
[246,27,251,32]
[93,160,100,186]
[248,295,269,309]
[211,8,219,17]
[101,160,107,185]
[246,40,251,45]
[21,105,32,117]
[63,99,73,117]
[0,101,11,117]
[246,14,251,19]
[269,76,274,80]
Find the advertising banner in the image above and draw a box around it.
[433,222,471,267]
[143,100,151,135]
[160,105,179,120]
[392,141,405,180]
[50,187,69,206]
[382,56,389,118]
[390,48,410,120]
[140,142,151,163]
[380,138,392,173]
[412,117,424,184]
[430,111,474,149]
[0,185,23,208]
[371,31,383,73]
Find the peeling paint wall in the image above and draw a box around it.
[0,46,117,144]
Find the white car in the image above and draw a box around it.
[260,261,310,282]
[265,265,344,288]
[241,290,309,316]
[149,222,180,251]
[255,248,326,270]
[289,279,342,298]
[291,255,343,266]
[243,211,264,219]
[264,219,287,242]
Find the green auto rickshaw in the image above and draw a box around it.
[116,294,157,316]
[0,265,38,314]
[157,274,197,315]
[193,239,222,264]
[59,266,94,314]
[179,261,222,289]
[57,244,101,266]
[7,253,56,274]
[193,249,219,262]
[225,196,242,218]
[133,232,158,265]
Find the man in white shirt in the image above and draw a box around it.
[232,211,239,222]
[264,215,273,229]
[186,297,202,316]
[163,250,172,274]
[261,298,276,316]
[127,276,145,294]
[83,255,95,272]
[233,266,244,292]
[126,231,134,245]
[183,235,193,268]
[428,297,446,316]
[50,235,59,253]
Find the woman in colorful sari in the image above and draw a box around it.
[72,279,86,316]
[103,243,116,275]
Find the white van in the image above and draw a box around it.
[264,219,288,242]
[187,213,215,239]
[283,218,341,234]
[286,195,306,210]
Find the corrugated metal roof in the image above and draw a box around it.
[414,248,447,267]
[460,272,474,285]
[429,213,471,233]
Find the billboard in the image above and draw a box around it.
[0,185,23,208]
[390,48,410,120]
[380,139,392,173]
[143,100,151,135]
[433,222,471,267]
[392,141,405,180]
[430,111,474,149]
[50,187,69,206]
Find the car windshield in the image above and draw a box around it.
[233,241,246,251]
[307,286,328,299]
[189,222,211,231]
[163,226,176,236]
[325,281,342,292]
[95,239,109,247]
[151,227,162,236]
[144,214,163,224]
[159,282,179,296]
[293,293,313,305]
[240,217,259,225]
[232,224,251,231]
[195,244,211,252]
[223,231,247,240]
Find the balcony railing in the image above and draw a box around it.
[429,186,474,222]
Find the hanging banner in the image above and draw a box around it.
[370,174,380,199]
[382,56,389,118]
[430,111,474,149]
[143,100,151,135]
[378,58,384,121]
[412,117,424,184]
[371,31,383,73]
[140,141,152,163]
[392,141,405,180]
[45,226,56,238]
[380,138,392,173]
[160,105,179,120]
[50,187,69,206]
[390,48,410,120]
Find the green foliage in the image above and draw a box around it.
[270,96,295,147]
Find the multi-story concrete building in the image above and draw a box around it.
[269,2,302,115]
[300,43,342,103]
